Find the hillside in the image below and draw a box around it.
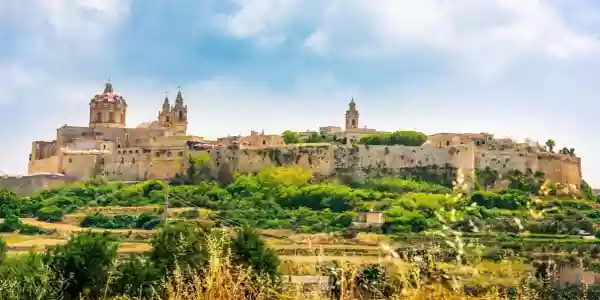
[0,165,598,298]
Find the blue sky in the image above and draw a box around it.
[1,0,600,185]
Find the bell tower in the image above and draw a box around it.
[345,98,359,130]
[157,87,188,135]
[89,79,127,129]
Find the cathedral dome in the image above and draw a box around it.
[90,81,127,106]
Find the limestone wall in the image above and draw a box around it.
[538,154,582,186]
[101,161,149,181]
[475,149,539,175]
[0,174,76,196]
[475,149,581,186]
[61,153,104,180]
[28,156,60,174]
[204,144,464,179]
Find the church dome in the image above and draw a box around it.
[91,81,127,106]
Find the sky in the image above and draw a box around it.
[1,0,600,185]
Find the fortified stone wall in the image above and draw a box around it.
[475,149,539,174]
[538,154,582,187]
[28,156,60,174]
[475,149,582,186]
[200,144,578,188]
[0,174,77,196]
[203,144,474,181]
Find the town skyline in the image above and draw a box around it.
[1,1,600,185]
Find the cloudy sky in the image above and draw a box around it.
[1,0,600,185]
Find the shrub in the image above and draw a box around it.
[47,232,119,299]
[149,222,209,276]
[230,225,280,282]
[36,206,65,222]
[0,237,6,265]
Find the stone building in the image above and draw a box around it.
[24,84,582,192]
[28,81,200,181]
[311,98,387,143]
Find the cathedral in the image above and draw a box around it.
[28,81,201,181]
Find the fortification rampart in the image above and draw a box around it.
[197,144,580,189]
[0,173,77,196]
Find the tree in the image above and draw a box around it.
[111,254,163,298]
[257,166,312,187]
[47,232,119,299]
[0,237,6,265]
[545,139,555,153]
[0,188,20,217]
[172,152,211,185]
[281,130,300,144]
[36,205,65,222]
[359,130,427,146]
[569,148,576,156]
[230,225,280,282]
[149,222,208,276]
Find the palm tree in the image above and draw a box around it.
[545,139,556,153]
[569,148,575,156]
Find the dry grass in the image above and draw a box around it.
[21,218,153,234]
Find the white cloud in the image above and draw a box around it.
[223,0,600,77]
[219,0,301,46]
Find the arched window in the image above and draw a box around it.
[109,112,115,123]
[96,112,102,122]
[351,119,356,126]
[132,157,136,163]
[446,141,450,146]
[120,157,124,164]
[166,116,170,123]
[178,111,183,121]
[262,140,266,145]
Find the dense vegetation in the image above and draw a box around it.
[0,161,599,298]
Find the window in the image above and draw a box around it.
[446,141,450,146]
[178,151,183,156]
[132,157,136,163]
[166,116,170,123]
[155,152,160,157]
[103,145,107,150]
[117,144,121,148]
[178,111,183,121]
[129,150,133,154]
[68,158,72,163]
[262,140,266,145]
[117,151,121,154]
[167,151,172,157]
[108,112,115,123]
[96,112,102,122]
[120,157,124,164]
[351,119,356,126]
[135,150,139,154]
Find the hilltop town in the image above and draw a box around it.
[14,81,581,195]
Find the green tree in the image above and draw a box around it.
[0,237,6,265]
[172,152,212,185]
[257,166,312,187]
[359,130,427,146]
[281,130,300,144]
[149,222,208,276]
[545,139,556,153]
[36,205,65,222]
[47,232,119,299]
[111,254,163,298]
[0,188,20,217]
[230,225,280,282]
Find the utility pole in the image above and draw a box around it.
[163,179,169,225]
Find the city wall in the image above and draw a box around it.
[0,173,77,196]
[201,143,580,188]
